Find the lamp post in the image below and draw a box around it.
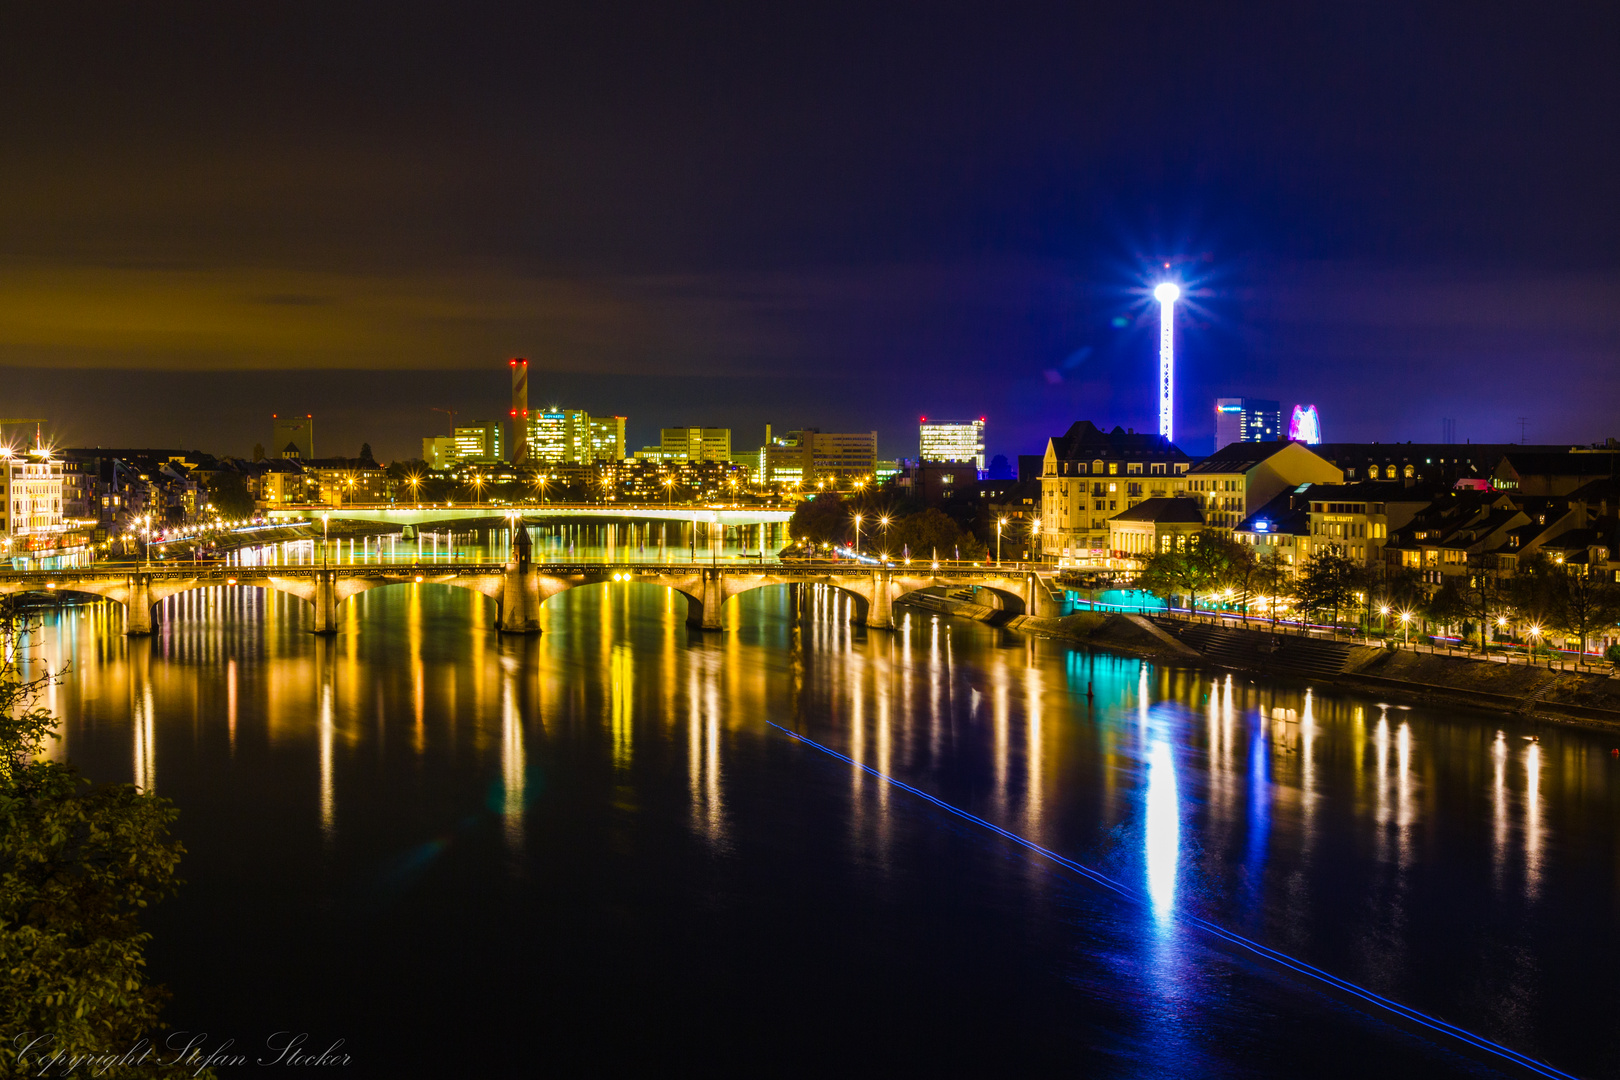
[321,512,330,567]
[996,516,1007,565]
[878,515,890,562]
[1400,609,1411,646]
[1527,624,1542,666]
[408,475,421,506]
[664,477,675,507]
[852,513,863,557]
[1379,604,1390,634]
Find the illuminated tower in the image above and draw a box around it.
[1153,283,1179,442]
[510,358,529,464]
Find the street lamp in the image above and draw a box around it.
[1527,624,1542,666]
[321,512,330,567]
[1399,609,1412,645]
[664,477,675,507]
[1379,604,1390,634]
[407,474,422,506]
[996,516,1008,564]
[852,513,863,557]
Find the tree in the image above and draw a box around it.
[1294,543,1364,632]
[358,442,377,466]
[1253,547,1292,632]
[788,493,850,546]
[0,600,208,1078]
[1424,579,1470,638]
[885,508,985,562]
[1135,531,1223,615]
[202,472,255,519]
[1552,572,1620,661]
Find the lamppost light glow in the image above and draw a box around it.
[1153,282,1180,303]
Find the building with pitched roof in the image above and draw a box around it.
[1180,441,1342,531]
[1037,421,1190,567]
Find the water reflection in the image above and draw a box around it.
[1146,739,1179,923]
[19,585,1620,1078]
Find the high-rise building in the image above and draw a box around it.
[453,420,505,463]
[919,418,986,472]
[660,427,731,463]
[587,416,627,461]
[271,414,314,460]
[1214,398,1282,448]
[529,409,589,464]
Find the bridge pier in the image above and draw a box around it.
[499,564,542,634]
[125,574,154,636]
[498,525,543,634]
[691,568,726,631]
[1025,572,1062,619]
[312,570,339,634]
[866,569,895,630]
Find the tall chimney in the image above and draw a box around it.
[510,358,529,464]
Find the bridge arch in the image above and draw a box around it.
[722,578,872,625]
[534,575,708,630]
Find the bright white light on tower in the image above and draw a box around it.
[1154,282,1178,441]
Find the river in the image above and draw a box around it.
[19,565,1619,1077]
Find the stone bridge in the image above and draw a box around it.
[0,553,1062,635]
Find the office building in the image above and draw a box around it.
[453,420,505,464]
[759,426,878,487]
[919,418,986,472]
[587,416,627,462]
[271,414,314,460]
[1213,398,1281,448]
[661,427,732,463]
[529,409,589,464]
[422,437,459,471]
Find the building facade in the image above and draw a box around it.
[1180,441,1342,531]
[660,427,732,463]
[1038,421,1191,568]
[919,418,986,472]
[453,420,505,464]
[588,416,627,462]
[1213,398,1281,448]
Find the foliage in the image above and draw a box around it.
[1549,572,1620,657]
[358,442,377,466]
[1252,547,1291,630]
[0,601,206,1078]
[1135,530,1236,613]
[883,509,985,561]
[788,493,850,545]
[202,473,255,520]
[1293,544,1365,629]
[1424,579,1470,632]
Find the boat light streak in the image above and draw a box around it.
[766,720,1579,1080]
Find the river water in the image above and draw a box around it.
[20,566,1620,1077]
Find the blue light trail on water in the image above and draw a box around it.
[766,720,1579,1080]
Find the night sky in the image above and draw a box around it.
[1,3,1615,461]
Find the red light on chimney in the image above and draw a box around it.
[919,416,926,422]
[979,417,985,422]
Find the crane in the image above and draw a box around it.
[431,408,456,435]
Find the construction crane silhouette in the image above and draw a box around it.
[431,408,456,435]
